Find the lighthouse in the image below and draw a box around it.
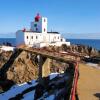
[16,14,70,48]
[31,13,47,33]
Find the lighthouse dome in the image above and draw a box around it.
[35,13,41,22]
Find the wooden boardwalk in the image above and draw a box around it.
[18,47,81,99]
[78,63,100,100]
[18,47,80,64]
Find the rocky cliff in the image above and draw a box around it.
[61,44,99,56]
[0,44,100,92]
[0,50,38,84]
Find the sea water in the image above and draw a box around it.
[0,38,100,50]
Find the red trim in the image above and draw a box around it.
[22,28,26,32]
[70,62,79,100]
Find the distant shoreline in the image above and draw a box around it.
[0,38,100,50]
[0,37,100,39]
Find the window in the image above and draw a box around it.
[36,28,38,31]
[31,36,33,39]
[36,36,38,39]
[27,36,28,39]
[34,24,37,27]
[44,28,45,32]
[44,19,46,22]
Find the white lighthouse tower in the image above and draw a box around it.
[31,13,47,33]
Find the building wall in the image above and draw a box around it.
[16,30,70,47]
[48,33,61,43]
[24,32,43,45]
[42,34,49,42]
[41,33,61,43]
[41,17,47,33]
[55,41,70,46]
[16,30,24,46]
[30,22,34,31]
[37,19,42,33]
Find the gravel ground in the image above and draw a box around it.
[78,63,100,100]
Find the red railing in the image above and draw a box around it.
[70,62,79,100]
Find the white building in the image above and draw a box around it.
[16,14,70,48]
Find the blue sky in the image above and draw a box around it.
[0,0,100,39]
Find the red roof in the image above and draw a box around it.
[35,13,41,22]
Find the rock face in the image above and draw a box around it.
[61,44,100,56]
[0,50,38,84]
[50,60,69,73]
[7,51,39,84]
[46,44,99,57]
[0,51,12,69]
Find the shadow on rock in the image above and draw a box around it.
[82,57,100,64]
[0,74,15,93]
[94,93,100,99]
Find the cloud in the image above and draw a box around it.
[0,33,15,38]
[63,33,100,39]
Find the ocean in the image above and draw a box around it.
[67,39,100,50]
[0,38,16,46]
[0,38,100,50]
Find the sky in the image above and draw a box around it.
[0,0,100,39]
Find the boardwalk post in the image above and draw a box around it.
[42,58,51,77]
[37,55,43,83]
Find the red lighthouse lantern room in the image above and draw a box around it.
[35,13,41,22]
